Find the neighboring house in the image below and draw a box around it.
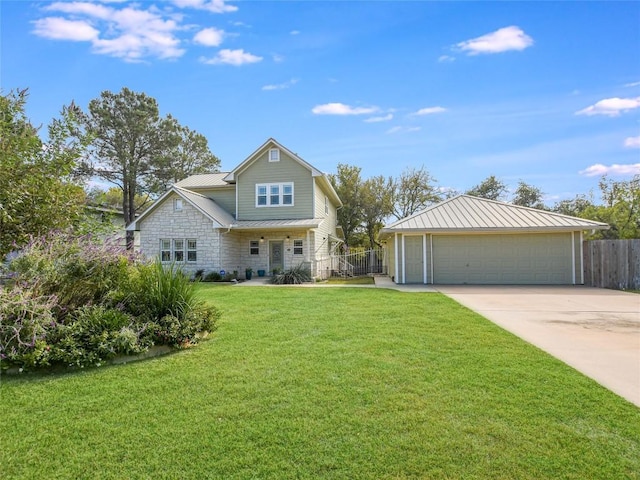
[127,138,343,278]
[379,195,609,285]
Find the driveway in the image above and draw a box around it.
[436,286,640,407]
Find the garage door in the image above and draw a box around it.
[432,233,573,284]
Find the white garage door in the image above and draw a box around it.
[432,233,573,284]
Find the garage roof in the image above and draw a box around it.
[380,195,609,236]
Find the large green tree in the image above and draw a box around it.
[329,164,364,247]
[391,166,442,220]
[466,175,508,201]
[512,180,546,209]
[361,175,394,248]
[0,89,89,258]
[82,88,220,227]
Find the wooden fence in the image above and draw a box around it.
[583,239,640,289]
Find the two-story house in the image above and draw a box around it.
[127,139,343,278]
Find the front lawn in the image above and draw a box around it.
[2,286,639,479]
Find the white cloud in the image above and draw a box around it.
[193,27,224,46]
[579,163,640,177]
[171,0,238,13]
[262,78,299,91]
[576,97,640,117]
[200,48,262,65]
[32,17,99,41]
[386,126,421,134]
[364,114,393,123]
[34,2,186,61]
[456,26,533,55]
[290,30,300,35]
[438,55,455,63]
[413,106,447,116]
[311,103,379,115]
[624,136,640,148]
[624,81,640,87]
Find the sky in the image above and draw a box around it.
[2,0,639,204]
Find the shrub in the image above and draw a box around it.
[9,232,136,318]
[1,233,219,371]
[203,271,222,282]
[0,285,57,368]
[271,264,312,285]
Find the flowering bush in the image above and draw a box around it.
[1,232,219,371]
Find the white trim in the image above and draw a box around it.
[430,234,434,284]
[401,235,406,284]
[423,233,428,284]
[579,231,584,284]
[571,231,576,285]
[255,182,294,208]
[394,232,399,284]
[269,148,280,162]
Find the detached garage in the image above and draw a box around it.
[379,195,608,285]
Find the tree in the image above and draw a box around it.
[361,176,394,248]
[466,175,508,201]
[82,88,220,228]
[591,175,640,239]
[0,89,89,258]
[553,194,594,218]
[87,186,149,212]
[512,180,546,209]
[391,166,442,220]
[329,164,364,247]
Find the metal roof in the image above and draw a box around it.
[174,173,231,188]
[175,187,236,226]
[380,195,609,236]
[231,218,324,230]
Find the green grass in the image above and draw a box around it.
[1,286,639,479]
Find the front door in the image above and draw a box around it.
[270,241,284,273]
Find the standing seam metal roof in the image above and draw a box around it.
[381,195,609,232]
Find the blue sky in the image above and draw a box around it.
[2,0,639,203]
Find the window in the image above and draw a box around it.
[257,185,267,206]
[160,239,171,262]
[174,198,183,211]
[250,241,259,255]
[269,148,280,162]
[173,239,184,262]
[293,239,303,255]
[270,185,280,205]
[256,182,294,207]
[160,238,195,263]
[325,195,329,215]
[187,239,197,262]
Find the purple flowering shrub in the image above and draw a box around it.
[1,232,218,371]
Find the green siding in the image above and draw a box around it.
[193,187,236,217]
[237,150,314,220]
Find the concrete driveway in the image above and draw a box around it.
[436,286,640,407]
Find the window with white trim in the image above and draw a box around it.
[250,241,259,255]
[173,239,184,262]
[174,198,183,211]
[160,238,196,262]
[256,182,294,207]
[187,239,197,262]
[160,239,171,261]
[269,148,280,162]
[325,195,329,215]
[293,239,303,255]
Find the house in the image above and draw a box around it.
[127,139,343,278]
[378,195,609,285]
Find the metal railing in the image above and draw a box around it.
[313,247,387,280]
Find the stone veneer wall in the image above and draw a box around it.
[139,193,222,275]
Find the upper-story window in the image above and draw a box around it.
[174,198,183,211]
[256,182,294,207]
[325,195,329,215]
[269,148,280,162]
